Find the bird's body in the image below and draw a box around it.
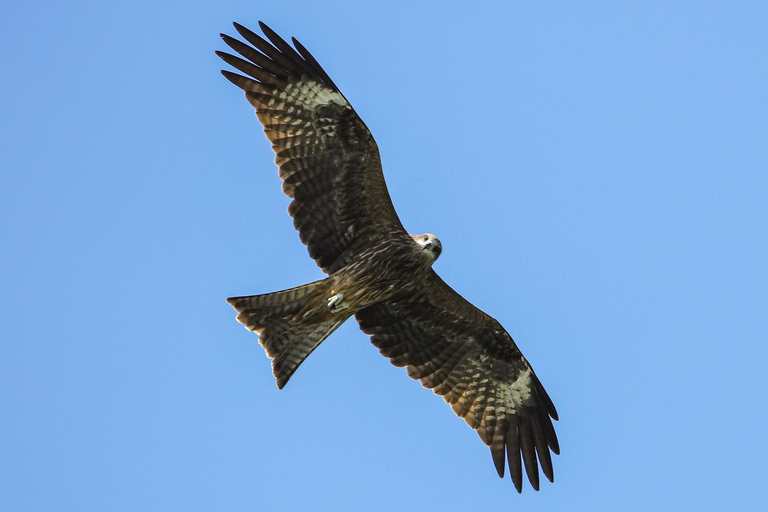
[231,232,436,330]
[320,232,443,314]
[218,21,559,493]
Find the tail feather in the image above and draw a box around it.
[269,318,346,388]
[227,279,349,388]
[227,279,325,330]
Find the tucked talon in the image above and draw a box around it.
[327,293,347,312]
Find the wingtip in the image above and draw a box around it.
[233,21,254,40]
[490,446,505,479]
[219,69,255,90]
[257,20,278,38]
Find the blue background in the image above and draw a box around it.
[2,1,767,510]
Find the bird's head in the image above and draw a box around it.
[411,233,442,265]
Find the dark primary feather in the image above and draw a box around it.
[355,270,559,493]
[217,22,406,274]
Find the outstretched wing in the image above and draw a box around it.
[355,270,559,493]
[217,22,405,274]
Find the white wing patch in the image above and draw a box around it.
[287,80,347,109]
[503,367,534,408]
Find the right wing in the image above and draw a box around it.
[217,22,407,274]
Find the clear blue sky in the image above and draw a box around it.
[2,1,767,510]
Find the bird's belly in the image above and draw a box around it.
[330,267,420,312]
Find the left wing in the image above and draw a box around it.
[355,270,559,493]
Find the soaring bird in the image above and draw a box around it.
[217,21,559,492]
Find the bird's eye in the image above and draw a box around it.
[423,235,429,241]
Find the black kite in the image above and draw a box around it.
[218,22,559,492]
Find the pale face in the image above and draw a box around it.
[411,232,442,264]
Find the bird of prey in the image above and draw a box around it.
[217,21,559,492]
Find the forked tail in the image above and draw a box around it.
[227,279,350,388]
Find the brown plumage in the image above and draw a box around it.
[218,21,559,493]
